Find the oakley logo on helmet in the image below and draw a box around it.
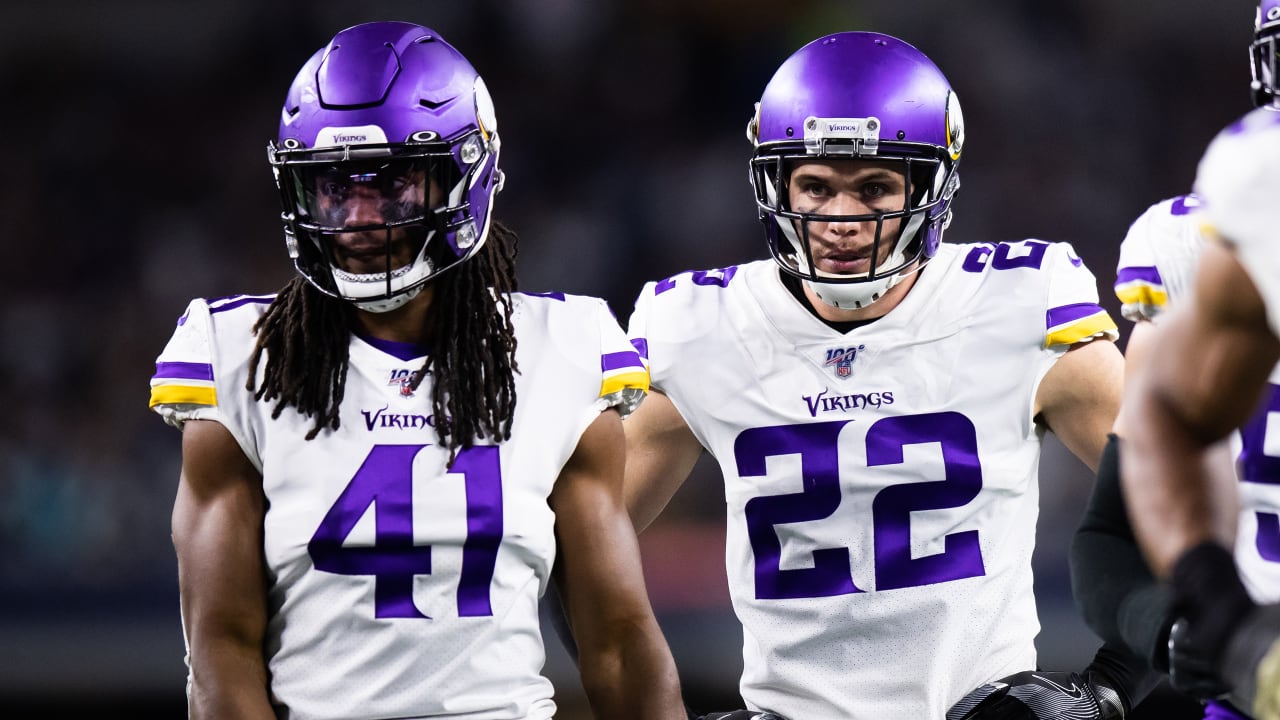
[407,130,440,143]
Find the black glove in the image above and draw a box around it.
[695,712,788,720]
[1166,617,1231,700]
[946,670,1125,720]
[1168,542,1256,671]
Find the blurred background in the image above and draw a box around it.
[0,0,1259,716]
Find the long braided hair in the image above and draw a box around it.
[246,221,520,459]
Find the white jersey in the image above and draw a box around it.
[629,242,1118,719]
[1195,106,1280,340]
[149,291,647,720]
[1114,194,1206,324]
[1116,191,1280,603]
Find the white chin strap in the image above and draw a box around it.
[805,272,899,310]
[350,285,423,313]
[330,234,436,314]
[785,210,925,310]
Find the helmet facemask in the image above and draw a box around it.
[750,118,959,310]
[269,129,498,313]
[1252,2,1280,108]
[270,23,505,314]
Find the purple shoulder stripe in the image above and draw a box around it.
[602,350,643,372]
[153,361,214,381]
[1047,302,1103,327]
[630,338,649,360]
[1115,266,1162,286]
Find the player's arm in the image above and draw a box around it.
[1070,319,1168,664]
[1034,337,1124,472]
[171,419,273,720]
[622,389,704,533]
[1122,240,1278,577]
[1070,319,1239,701]
[550,408,685,719]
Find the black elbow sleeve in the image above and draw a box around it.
[1070,434,1174,669]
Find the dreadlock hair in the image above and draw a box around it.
[247,221,521,461]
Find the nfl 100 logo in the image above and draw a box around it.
[824,345,865,379]
[387,368,421,397]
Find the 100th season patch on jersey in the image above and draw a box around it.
[629,240,1116,719]
[149,291,645,720]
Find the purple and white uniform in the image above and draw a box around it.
[1116,181,1280,605]
[149,291,646,720]
[1189,106,1280,605]
[629,241,1116,719]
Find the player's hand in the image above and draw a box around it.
[1168,542,1256,675]
[945,670,1125,720]
[695,711,788,720]
[1166,617,1230,700]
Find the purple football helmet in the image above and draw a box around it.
[268,21,504,312]
[748,32,963,309]
[1252,0,1280,108]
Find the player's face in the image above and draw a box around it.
[308,160,442,275]
[787,159,908,276]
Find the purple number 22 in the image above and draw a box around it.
[739,412,985,599]
[307,444,503,618]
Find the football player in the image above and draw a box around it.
[621,30,1145,720]
[1073,3,1280,718]
[1121,78,1280,720]
[148,21,685,720]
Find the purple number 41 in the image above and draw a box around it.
[307,444,504,618]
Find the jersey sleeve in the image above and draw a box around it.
[1043,242,1119,349]
[593,298,649,415]
[626,280,663,391]
[1114,195,1203,323]
[1194,108,1280,338]
[148,298,224,429]
[1195,109,1280,256]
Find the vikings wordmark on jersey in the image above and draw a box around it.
[630,240,1116,719]
[150,291,645,720]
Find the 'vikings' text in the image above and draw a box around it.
[361,405,441,431]
[802,388,895,417]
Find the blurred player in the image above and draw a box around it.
[621,30,1148,719]
[1121,104,1280,719]
[1073,4,1280,718]
[147,21,684,720]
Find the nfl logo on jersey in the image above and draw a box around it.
[387,368,418,397]
[824,345,864,379]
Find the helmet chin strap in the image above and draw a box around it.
[353,285,423,313]
[787,210,926,310]
[327,228,437,313]
[804,261,924,310]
